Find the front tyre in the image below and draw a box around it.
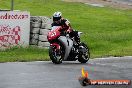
[49,46,63,64]
[78,43,90,63]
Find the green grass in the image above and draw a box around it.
[0,46,49,62]
[0,0,132,62]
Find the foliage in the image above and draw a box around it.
[0,0,132,62]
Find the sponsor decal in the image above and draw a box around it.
[0,12,29,20]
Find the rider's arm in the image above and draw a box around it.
[65,19,73,33]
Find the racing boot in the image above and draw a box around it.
[74,35,81,48]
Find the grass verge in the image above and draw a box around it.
[0,46,49,62]
[0,0,132,62]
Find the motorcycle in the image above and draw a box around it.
[47,26,90,64]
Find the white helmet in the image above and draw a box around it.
[53,12,62,21]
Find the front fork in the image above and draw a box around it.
[50,43,60,50]
[50,43,61,55]
[50,43,62,62]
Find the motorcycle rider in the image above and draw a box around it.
[51,11,80,46]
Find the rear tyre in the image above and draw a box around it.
[78,43,90,63]
[49,46,63,64]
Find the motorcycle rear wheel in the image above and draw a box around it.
[49,46,63,64]
[78,43,90,63]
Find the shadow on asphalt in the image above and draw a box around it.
[47,61,89,65]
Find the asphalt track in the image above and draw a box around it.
[0,56,132,88]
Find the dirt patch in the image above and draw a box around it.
[63,0,132,10]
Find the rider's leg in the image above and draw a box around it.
[74,31,80,45]
[69,30,80,45]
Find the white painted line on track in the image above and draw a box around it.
[91,56,132,60]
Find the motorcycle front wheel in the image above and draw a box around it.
[49,46,63,64]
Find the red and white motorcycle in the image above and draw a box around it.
[47,26,90,64]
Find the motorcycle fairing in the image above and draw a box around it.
[58,36,73,60]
